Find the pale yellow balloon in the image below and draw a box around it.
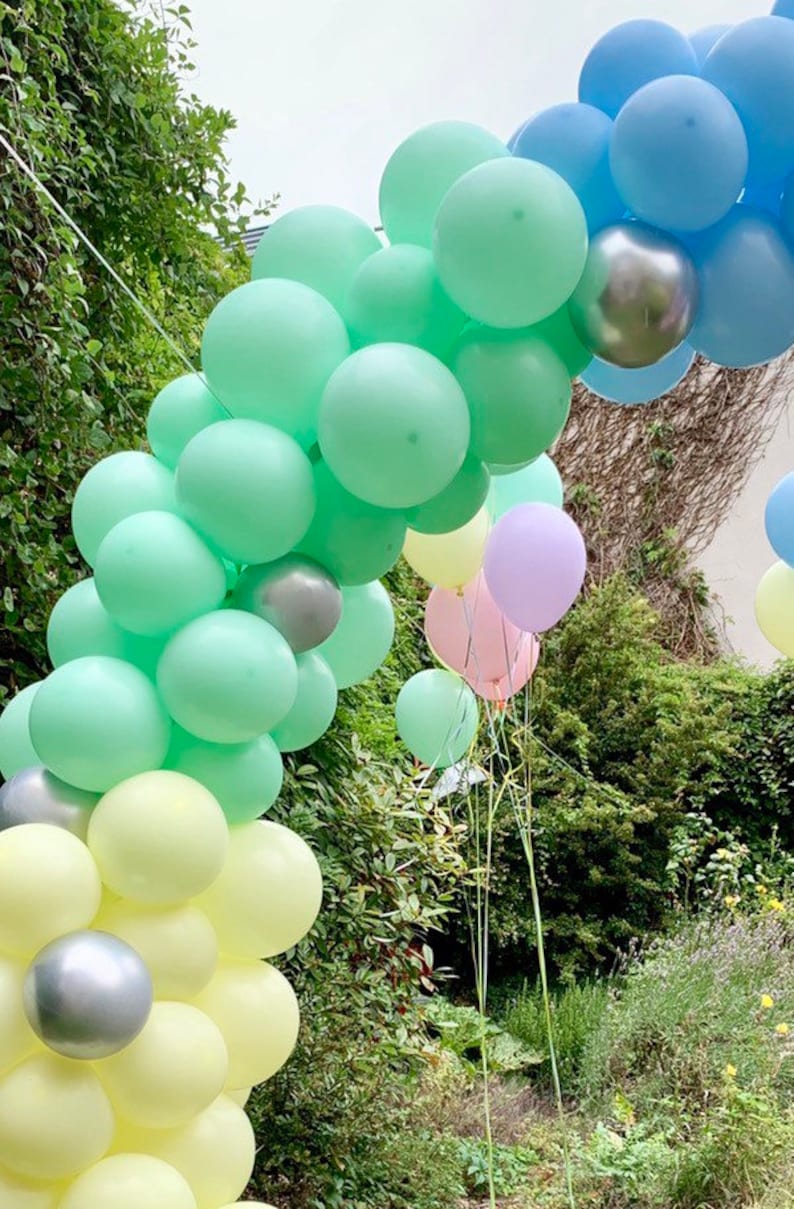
[193,960,299,1090]
[755,561,794,658]
[215,1204,277,1208]
[0,1166,61,1209]
[96,900,218,1000]
[0,1052,113,1181]
[97,1002,228,1128]
[88,771,229,904]
[402,507,490,589]
[0,956,38,1074]
[225,1085,252,1107]
[0,824,101,957]
[58,1154,197,1209]
[199,821,322,959]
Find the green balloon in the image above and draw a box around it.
[489,455,564,518]
[201,279,350,446]
[380,121,509,248]
[297,462,406,586]
[318,344,470,509]
[157,609,298,744]
[47,579,164,677]
[488,460,532,476]
[0,683,41,779]
[71,452,176,567]
[406,455,490,535]
[317,581,395,689]
[165,726,284,824]
[175,420,316,565]
[29,656,171,793]
[146,374,228,470]
[251,205,381,313]
[395,669,479,769]
[270,652,338,753]
[433,157,589,328]
[94,511,227,637]
[346,244,466,359]
[533,306,592,378]
[453,327,571,465]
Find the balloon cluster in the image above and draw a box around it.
[757,470,794,657]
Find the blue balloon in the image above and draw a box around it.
[579,20,698,119]
[688,207,794,368]
[582,343,695,405]
[611,76,748,233]
[782,174,794,243]
[703,17,794,186]
[507,121,528,152]
[766,471,794,565]
[690,25,731,67]
[742,179,784,217]
[772,0,794,18]
[513,103,623,233]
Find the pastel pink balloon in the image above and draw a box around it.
[465,634,540,702]
[425,573,525,683]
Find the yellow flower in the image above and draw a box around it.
[757,885,768,896]
[768,898,786,912]
[724,1063,737,1079]
[761,994,775,1010]
[775,1023,790,1036]
[724,894,740,908]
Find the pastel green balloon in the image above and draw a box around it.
[176,420,315,565]
[71,452,176,567]
[380,121,509,248]
[318,344,470,509]
[252,205,381,313]
[157,610,297,744]
[0,683,40,779]
[47,579,164,677]
[317,581,395,689]
[29,657,171,793]
[489,455,564,517]
[146,373,228,469]
[453,328,571,465]
[406,455,490,535]
[395,669,479,768]
[433,157,589,328]
[297,460,406,585]
[755,561,794,658]
[346,244,466,359]
[165,727,284,824]
[533,306,593,377]
[270,652,338,753]
[201,279,350,445]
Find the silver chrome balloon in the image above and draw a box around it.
[569,223,699,369]
[233,554,342,653]
[0,766,97,839]
[23,930,153,1060]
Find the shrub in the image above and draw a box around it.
[501,980,609,1090]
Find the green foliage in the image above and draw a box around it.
[458,1136,539,1197]
[501,979,609,1088]
[423,995,542,1074]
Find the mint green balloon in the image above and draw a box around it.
[395,670,479,768]
[252,205,381,313]
[157,609,297,744]
[270,652,338,753]
[533,306,593,378]
[488,460,532,476]
[47,579,164,677]
[297,462,406,586]
[201,279,349,445]
[489,455,564,518]
[0,683,41,779]
[94,511,227,637]
[146,374,227,469]
[380,121,509,248]
[317,581,394,689]
[318,344,470,509]
[406,455,490,535]
[29,657,171,793]
[175,420,315,565]
[71,452,176,567]
[165,726,283,824]
[433,157,589,328]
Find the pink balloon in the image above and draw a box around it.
[425,573,525,683]
[465,633,540,702]
[483,503,586,632]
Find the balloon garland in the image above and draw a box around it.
[1,8,794,1206]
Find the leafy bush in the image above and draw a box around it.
[423,995,542,1074]
[501,979,609,1089]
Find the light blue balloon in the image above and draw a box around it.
[582,343,695,405]
[742,179,784,217]
[579,20,698,119]
[689,25,730,68]
[513,103,623,234]
[507,121,528,152]
[489,456,563,517]
[610,76,748,233]
[772,1,794,19]
[782,174,794,243]
[765,471,794,566]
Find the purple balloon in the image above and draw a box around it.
[483,503,587,633]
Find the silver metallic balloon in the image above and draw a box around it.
[569,223,699,369]
[23,930,153,1060]
[233,554,343,653]
[0,766,97,839]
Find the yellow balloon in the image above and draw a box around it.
[199,821,322,959]
[88,771,229,904]
[0,1167,61,1209]
[0,956,38,1074]
[193,959,299,1090]
[0,1053,113,1181]
[58,1154,197,1209]
[402,507,490,589]
[225,1085,252,1107]
[97,1002,228,1128]
[755,561,794,658]
[96,900,218,1000]
[0,824,101,958]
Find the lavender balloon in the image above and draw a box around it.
[483,504,586,633]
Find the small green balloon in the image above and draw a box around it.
[47,579,164,677]
[94,511,227,638]
[453,327,572,465]
[433,157,589,328]
[0,683,41,779]
[406,455,490,535]
[317,581,395,689]
[488,455,564,518]
[532,306,593,378]
[488,460,532,476]
[165,726,284,824]
[71,452,177,568]
[380,121,509,248]
[175,420,316,565]
[395,669,479,769]
[252,205,382,313]
[146,374,228,470]
[270,652,338,753]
